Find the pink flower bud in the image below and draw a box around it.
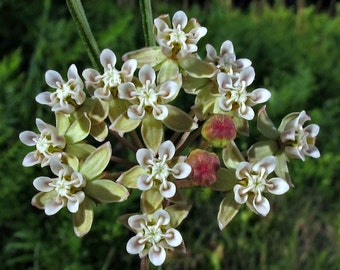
[201,114,237,147]
[186,149,220,186]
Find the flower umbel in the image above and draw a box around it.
[126,209,183,266]
[233,156,289,216]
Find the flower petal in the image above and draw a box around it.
[137,175,153,191]
[22,152,40,167]
[158,140,175,160]
[267,177,290,195]
[45,198,65,215]
[19,131,38,146]
[165,228,183,247]
[172,10,187,29]
[136,148,153,167]
[45,70,63,88]
[148,245,166,266]
[33,176,54,192]
[252,195,270,216]
[233,184,248,204]
[153,209,171,225]
[171,162,192,179]
[127,235,146,255]
[128,214,147,230]
[160,181,176,198]
[100,49,117,69]
[139,65,156,85]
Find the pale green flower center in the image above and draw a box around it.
[55,82,74,102]
[35,135,53,154]
[168,26,187,47]
[243,167,268,194]
[135,80,159,110]
[54,178,72,197]
[229,81,247,104]
[102,66,121,88]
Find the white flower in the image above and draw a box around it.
[19,118,65,167]
[32,158,86,215]
[126,209,183,266]
[82,49,137,101]
[36,64,85,113]
[233,156,289,216]
[216,67,271,120]
[206,40,252,77]
[118,65,180,121]
[136,140,191,198]
[279,110,320,161]
[154,10,207,58]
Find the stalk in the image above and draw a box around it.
[139,0,156,47]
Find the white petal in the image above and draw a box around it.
[235,161,251,180]
[234,59,252,70]
[248,88,271,104]
[154,18,169,33]
[252,195,270,216]
[67,64,79,80]
[128,214,147,230]
[304,124,320,137]
[172,10,187,29]
[253,156,276,174]
[35,92,52,105]
[45,198,65,215]
[238,103,254,120]
[22,152,40,167]
[160,181,176,198]
[137,175,153,191]
[100,49,117,69]
[305,145,320,159]
[217,72,232,90]
[266,177,290,195]
[19,131,38,146]
[280,128,296,142]
[158,140,175,160]
[148,245,166,266]
[121,59,137,81]
[67,192,85,213]
[127,105,145,120]
[206,44,217,61]
[33,176,54,192]
[153,209,170,226]
[298,110,310,125]
[285,146,305,161]
[165,228,183,247]
[94,87,112,101]
[82,68,100,84]
[158,81,179,101]
[218,96,233,112]
[136,148,154,167]
[220,40,235,59]
[118,82,136,100]
[171,162,191,179]
[49,158,65,176]
[45,70,63,88]
[233,184,248,204]
[239,66,255,86]
[139,65,156,85]
[152,105,168,120]
[126,235,145,255]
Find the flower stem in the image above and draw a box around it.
[66,0,101,70]
[139,0,156,47]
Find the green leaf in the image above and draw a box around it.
[85,179,129,203]
[217,192,240,230]
[166,204,191,228]
[209,168,238,192]
[222,141,245,170]
[178,56,216,78]
[141,114,163,152]
[80,142,111,180]
[72,196,94,237]
[109,113,141,135]
[257,106,279,139]
[162,105,198,132]
[116,165,146,188]
[140,186,163,214]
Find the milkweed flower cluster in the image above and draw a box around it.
[19,9,320,267]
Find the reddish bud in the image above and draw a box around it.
[201,114,237,147]
[186,149,220,186]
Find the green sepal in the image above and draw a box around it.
[222,141,245,170]
[209,168,238,192]
[162,105,198,132]
[122,47,166,68]
[166,204,191,228]
[182,76,210,94]
[141,114,163,152]
[62,153,79,171]
[178,56,216,78]
[157,59,180,84]
[55,112,70,135]
[31,191,56,209]
[84,179,129,203]
[233,116,249,136]
[217,192,240,230]
[88,98,109,123]
[247,140,280,161]
[80,142,112,180]
[72,196,94,237]
[64,112,91,144]
[110,113,141,135]
[90,121,108,142]
[65,143,96,160]
[140,186,163,214]
[116,165,146,189]
[278,111,300,133]
[257,106,279,139]
[108,99,130,123]
[275,152,293,187]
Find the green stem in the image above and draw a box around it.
[139,0,156,47]
[66,0,101,70]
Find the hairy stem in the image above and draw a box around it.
[66,0,101,69]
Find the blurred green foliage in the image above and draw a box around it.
[1,0,339,269]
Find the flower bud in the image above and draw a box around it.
[186,149,220,186]
[202,114,237,147]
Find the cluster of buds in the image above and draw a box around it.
[20,10,320,266]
